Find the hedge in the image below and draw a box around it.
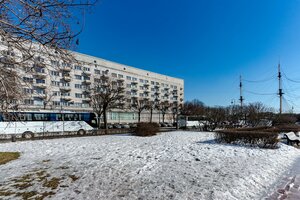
[215,130,279,149]
[133,122,159,137]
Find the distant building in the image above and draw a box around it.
[1,46,184,124]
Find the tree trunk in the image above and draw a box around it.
[103,109,108,130]
[138,111,141,123]
[97,113,101,129]
[150,108,153,123]
[162,113,165,123]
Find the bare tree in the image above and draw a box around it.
[131,97,149,123]
[171,101,182,125]
[0,0,95,113]
[148,100,158,123]
[181,99,206,116]
[159,100,170,123]
[90,75,126,129]
[245,102,272,127]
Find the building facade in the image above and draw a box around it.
[3,48,184,124]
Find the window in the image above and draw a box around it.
[61,92,70,96]
[62,63,71,67]
[132,77,137,81]
[51,81,60,86]
[23,77,33,83]
[36,89,45,94]
[50,60,59,66]
[75,75,82,80]
[24,99,34,105]
[112,73,117,78]
[75,84,82,89]
[118,74,123,78]
[83,67,90,71]
[151,81,154,85]
[35,67,45,73]
[75,65,82,70]
[50,71,60,76]
[139,79,144,83]
[61,82,70,87]
[23,88,33,94]
[74,103,82,107]
[75,93,82,98]
[94,69,101,74]
[126,84,131,88]
[53,91,60,96]
[126,76,131,80]
[36,79,45,84]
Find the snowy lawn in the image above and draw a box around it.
[0,131,300,200]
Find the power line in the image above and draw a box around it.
[244,89,277,96]
[242,74,277,83]
[282,71,300,83]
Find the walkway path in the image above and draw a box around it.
[265,155,300,199]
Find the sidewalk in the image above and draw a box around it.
[265,152,300,200]
[266,175,300,199]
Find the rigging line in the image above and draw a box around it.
[244,90,277,96]
[282,71,300,83]
[242,74,277,83]
[284,93,300,99]
[283,97,299,109]
[282,82,300,98]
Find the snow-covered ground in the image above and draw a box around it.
[0,131,300,200]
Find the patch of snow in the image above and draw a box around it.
[0,131,299,199]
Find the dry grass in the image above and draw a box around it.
[0,166,80,199]
[0,152,20,165]
[69,174,79,182]
[42,177,61,190]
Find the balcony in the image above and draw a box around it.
[62,76,71,82]
[60,86,71,92]
[34,61,46,68]
[82,80,91,85]
[62,96,72,101]
[82,89,91,94]
[33,71,46,78]
[131,93,138,98]
[82,99,91,104]
[33,93,46,99]
[61,66,72,72]
[82,71,91,77]
[131,80,138,85]
[34,83,47,89]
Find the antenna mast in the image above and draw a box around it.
[278,63,283,114]
[239,75,244,108]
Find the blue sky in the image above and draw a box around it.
[77,0,300,113]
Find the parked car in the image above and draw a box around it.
[129,123,137,128]
[167,123,173,127]
[122,124,130,129]
[107,124,113,129]
[113,124,122,129]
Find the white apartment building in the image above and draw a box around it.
[2,48,184,124]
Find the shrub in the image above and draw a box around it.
[273,115,297,126]
[215,130,279,149]
[133,122,159,137]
